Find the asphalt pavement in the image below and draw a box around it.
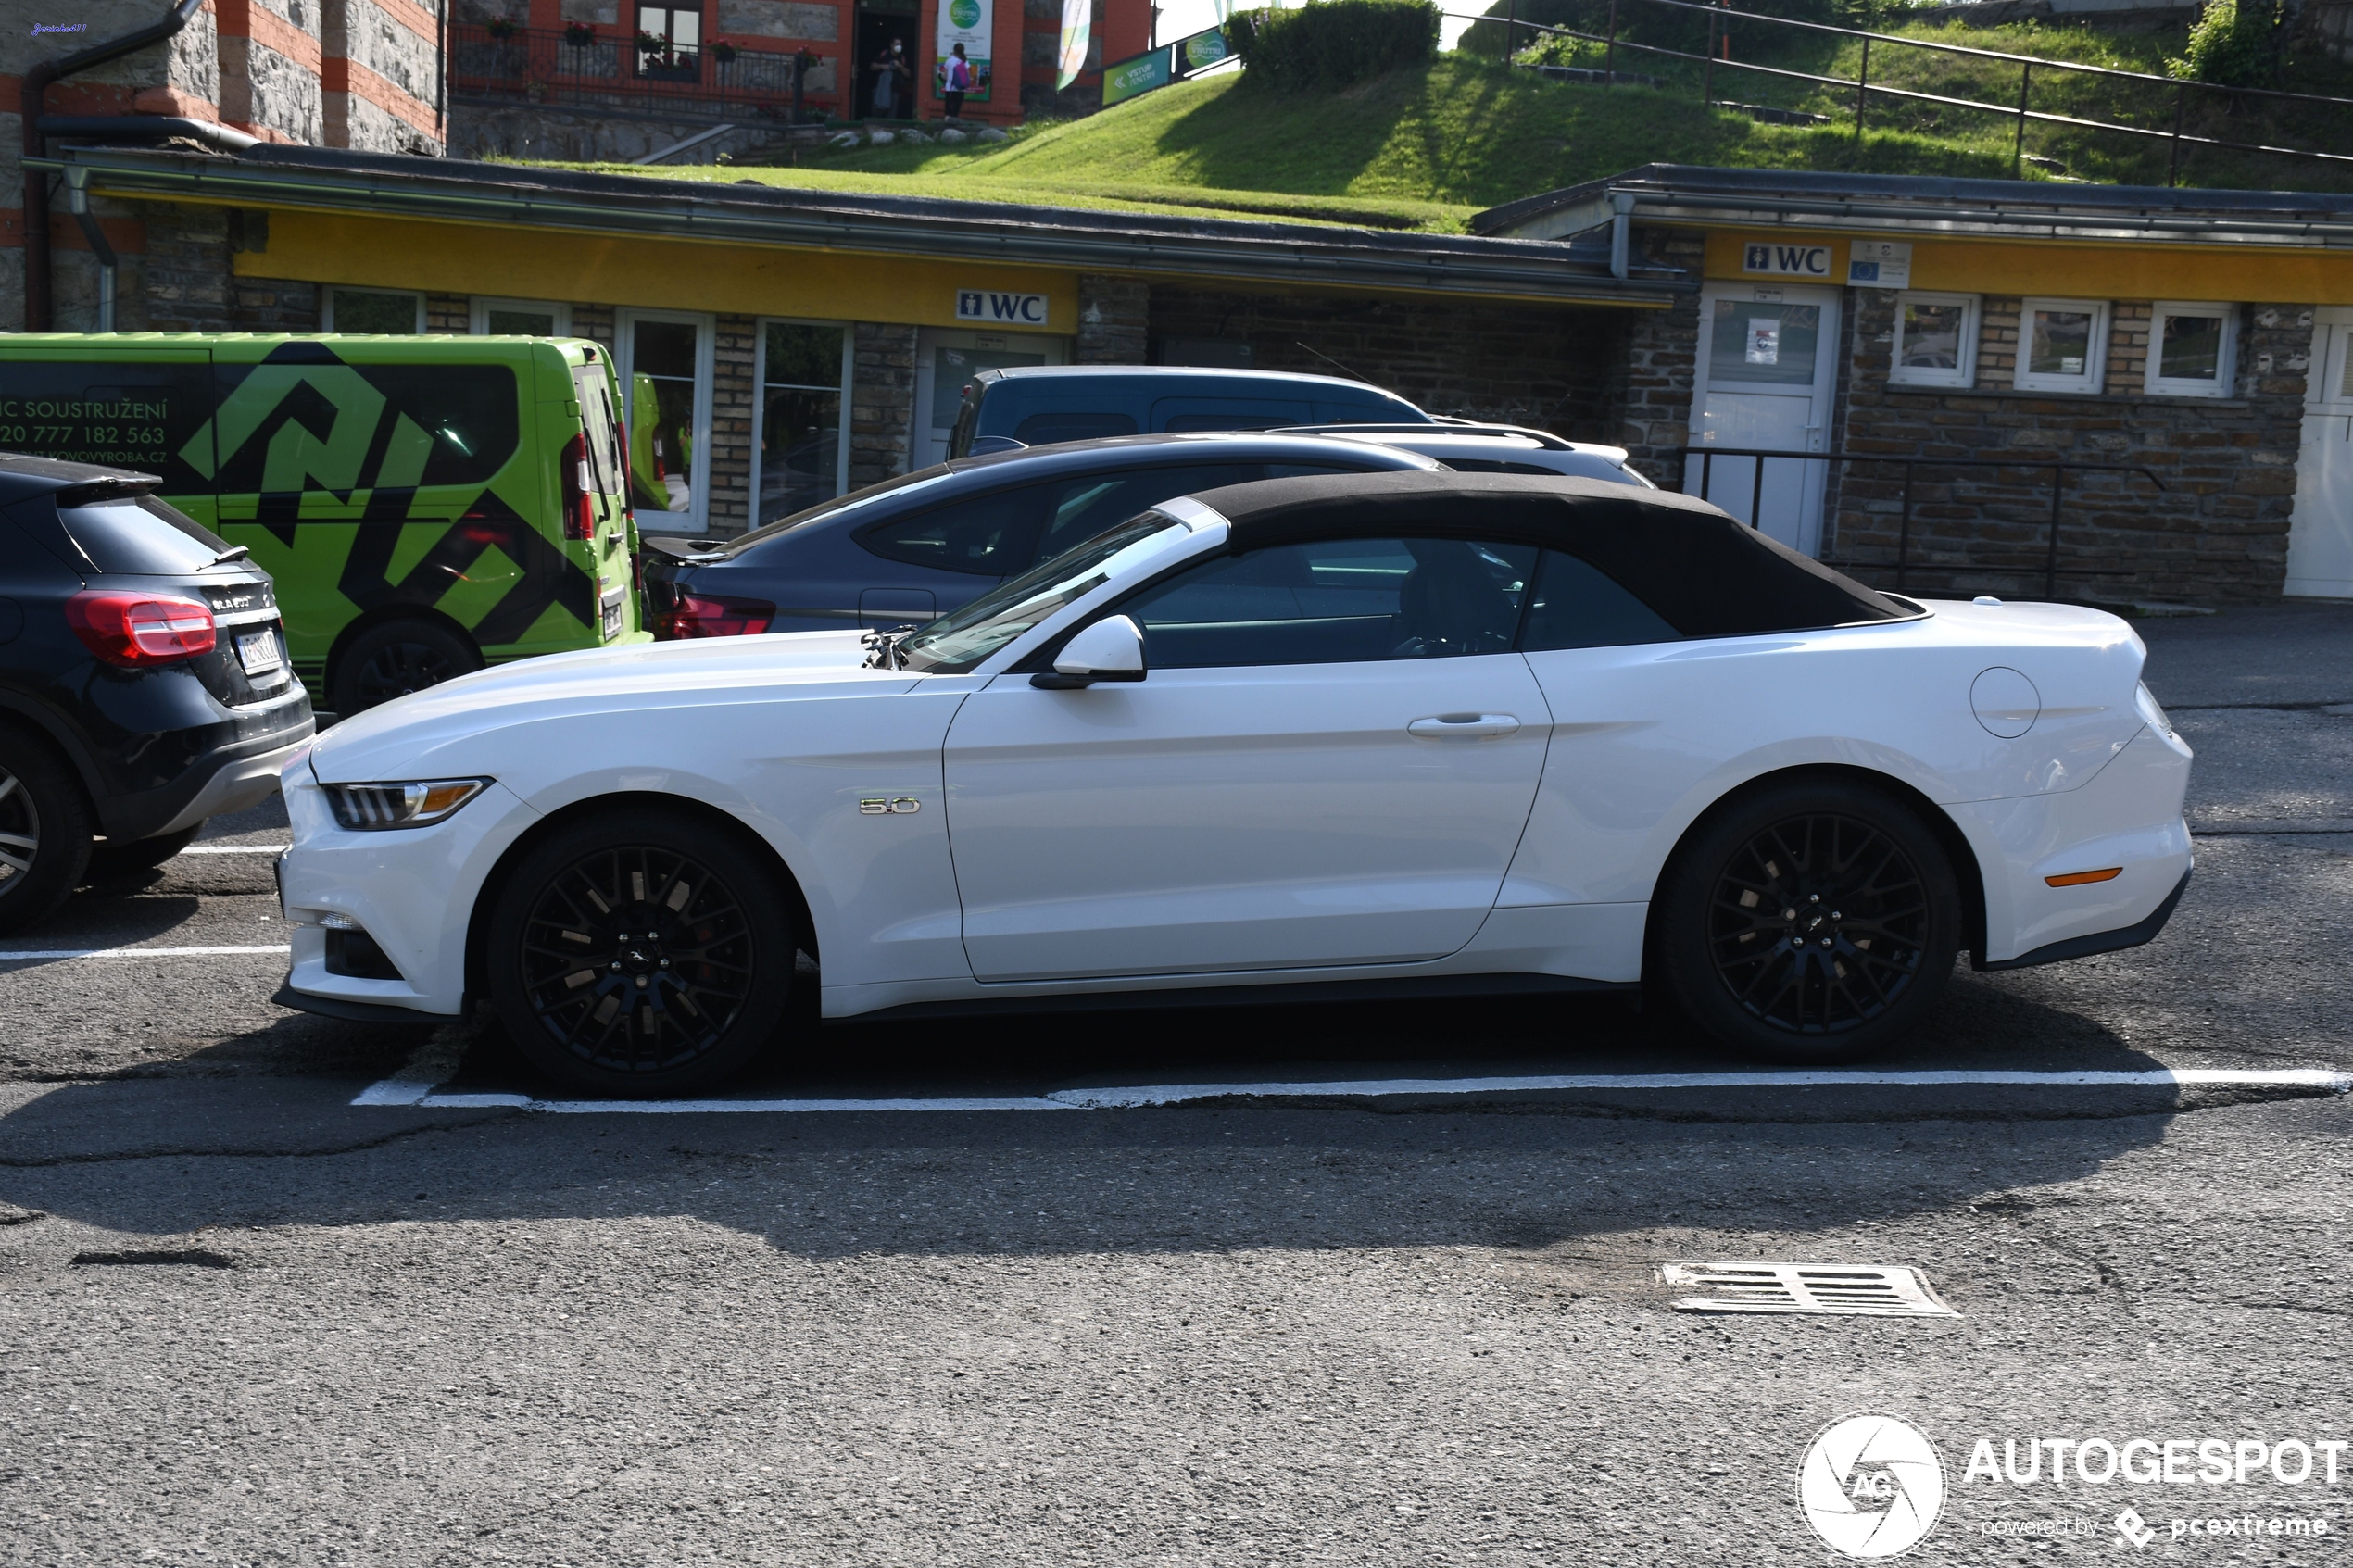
[2,602,2348,1566]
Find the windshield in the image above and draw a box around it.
[711,464,962,556]
[899,514,1192,674]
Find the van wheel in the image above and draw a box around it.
[485,810,796,1097]
[1653,779,1960,1064]
[84,824,203,880]
[330,619,482,716]
[0,727,94,935]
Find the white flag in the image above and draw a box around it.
[1057,0,1091,89]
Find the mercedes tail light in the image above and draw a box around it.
[65,591,217,666]
[650,585,773,640]
[560,432,595,542]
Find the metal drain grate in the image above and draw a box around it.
[1660,1261,1959,1317]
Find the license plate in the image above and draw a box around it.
[600,594,625,642]
[236,629,285,676]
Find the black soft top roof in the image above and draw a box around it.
[1186,470,1908,638]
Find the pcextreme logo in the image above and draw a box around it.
[1797,1412,1948,1559]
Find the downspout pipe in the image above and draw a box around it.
[61,167,117,332]
[20,0,209,332]
[1608,189,1636,281]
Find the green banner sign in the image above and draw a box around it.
[1178,25,1230,72]
[1101,46,1172,106]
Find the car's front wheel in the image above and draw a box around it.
[485,810,798,1096]
[1654,779,1961,1064]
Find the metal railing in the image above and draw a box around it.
[1463,0,2353,182]
[1677,446,2167,600]
[449,24,821,118]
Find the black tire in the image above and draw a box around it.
[329,618,483,717]
[83,824,204,880]
[0,726,94,935]
[485,810,796,1097]
[1653,778,1961,1064]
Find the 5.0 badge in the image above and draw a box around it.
[859,797,922,815]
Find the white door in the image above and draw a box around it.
[939,535,1551,982]
[617,309,714,536]
[2286,307,2353,599]
[912,327,1069,469]
[1685,283,1841,557]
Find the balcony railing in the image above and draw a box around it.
[450,24,821,117]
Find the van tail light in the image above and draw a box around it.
[65,591,218,666]
[649,584,773,640]
[560,433,595,542]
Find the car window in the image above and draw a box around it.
[856,484,1045,576]
[1119,536,1537,670]
[54,496,235,575]
[1518,549,1681,651]
[1013,411,1139,445]
[900,515,1189,674]
[209,362,519,495]
[1035,464,1253,567]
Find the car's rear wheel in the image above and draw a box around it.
[84,824,202,880]
[0,728,93,935]
[330,619,482,717]
[485,810,796,1097]
[1654,779,1960,1064]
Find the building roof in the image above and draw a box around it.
[1472,163,2353,248]
[34,140,1691,307]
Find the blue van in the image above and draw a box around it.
[948,366,1433,458]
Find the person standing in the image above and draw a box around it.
[870,36,910,119]
[943,42,973,121]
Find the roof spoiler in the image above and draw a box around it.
[966,436,1028,458]
[53,472,161,507]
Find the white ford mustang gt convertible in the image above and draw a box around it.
[275,472,2193,1094]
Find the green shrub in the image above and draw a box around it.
[2169,0,2283,86]
[1232,0,1441,92]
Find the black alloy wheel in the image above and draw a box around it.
[487,812,796,1095]
[1655,780,1960,1063]
[330,620,484,716]
[0,729,94,935]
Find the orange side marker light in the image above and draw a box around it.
[2045,868,2123,887]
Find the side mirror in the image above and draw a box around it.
[1031,614,1147,689]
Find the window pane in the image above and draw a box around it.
[485,307,558,335]
[58,498,233,575]
[1012,410,1138,445]
[764,322,842,389]
[1125,537,1536,669]
[632,320,698,380]
[211,363,519,493]
[2158,313,2224,383]
[332,289,417,334]
[2029,309,2094,378]
[857,485,1043,575]
[1518,550,1680,651]
[1710,300,1819,387]
[1036,464,1252,566]
[629,320,699,515]
[759,385,841,525]
[1898,301,1968,371]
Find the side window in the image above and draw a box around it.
[209,360,519,507]
[856,484,1044,576]
[1035,464,1252,567]
[0,358,216,495]
[1518,549,1681,651]
[1120,535,1536,670]
[1013,411,1139,446]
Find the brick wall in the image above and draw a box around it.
[1606,228,1705,481]
[1076,274,1149,365]
[708,314,760,536]
[1146,286,1629,443]
[849,321,919,490]
[1826,293,2313,605]
[425,292,470,332]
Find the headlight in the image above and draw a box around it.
[2134,682,2175,741]
[324,778,491,831]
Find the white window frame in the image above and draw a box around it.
[616,307,716,536]
[1887,291,1980,390]
[2013,297,2110,395]
[750,317,854,526]
[321,286,424,332]
[2145,301,2239,399]
[470,297,573,336]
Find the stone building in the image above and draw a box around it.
[1474,166,2353,605]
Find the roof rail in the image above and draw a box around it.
[1276,421,1578,451]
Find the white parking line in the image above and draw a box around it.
[0,944,290,962]
[353,1066,2353,1112]
[182,845,290,855]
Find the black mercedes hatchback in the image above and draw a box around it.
[0,454,314,931]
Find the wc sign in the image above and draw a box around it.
[1742,242,1832,278]
[956,289,1051,326]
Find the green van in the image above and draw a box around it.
[0,334,648,714]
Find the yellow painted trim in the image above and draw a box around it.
[1695,227,2353,305]
[237,208,1086,332]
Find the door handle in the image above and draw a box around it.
[1407,714,1520,740]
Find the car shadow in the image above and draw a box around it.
[0,974,2284,1279]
